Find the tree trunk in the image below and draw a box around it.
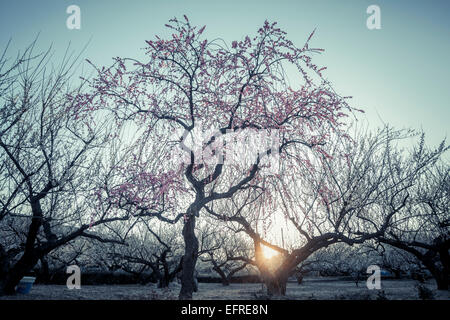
[179,213,199,300]
[295,273,303,285]
[158,276,170,288]
[212,266,230,286]
[437,247,449,290]
[39,256,50,283]
[265,275,288,296]
[0,245,11,295]
[1,200,44,295]
[434,272,448,290]
[393,269,402,279]
[222,277,230,286]
[1,249,41,295]
[421,259,448,291]
[426,264,448,290]
[158,257,171,288]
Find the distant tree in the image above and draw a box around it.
[308,243,377,286]
[204,126,446,295]
[0,41,166,295]
[319,127,448,289]
[319,126,448,289]
[363,242,415,279]
[376,160,449,289]
[199,226,252,286]
[106,220,184,288]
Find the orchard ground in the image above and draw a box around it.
[1,277,449,300]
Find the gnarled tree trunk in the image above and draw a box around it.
[0,199,44,295]
[437,247,449,290]
[212,266,230,286]
[179,212,199,299]
[434,272,448,290]
[265,275,288,296]
[1,249,41,295]
[425,260,449,291]
[0,245,11,295]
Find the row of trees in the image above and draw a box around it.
[1,17,448,298]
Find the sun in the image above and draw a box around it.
[261,245,280,259]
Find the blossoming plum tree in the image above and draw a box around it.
[73,16,358,299]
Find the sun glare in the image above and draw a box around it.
[261,245,279,259]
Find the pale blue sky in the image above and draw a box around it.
[1,0,448,146]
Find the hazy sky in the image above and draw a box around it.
[1,0,449,146]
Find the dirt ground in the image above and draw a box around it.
[1,278,449,300]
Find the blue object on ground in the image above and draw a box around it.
[16,276,36,294]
